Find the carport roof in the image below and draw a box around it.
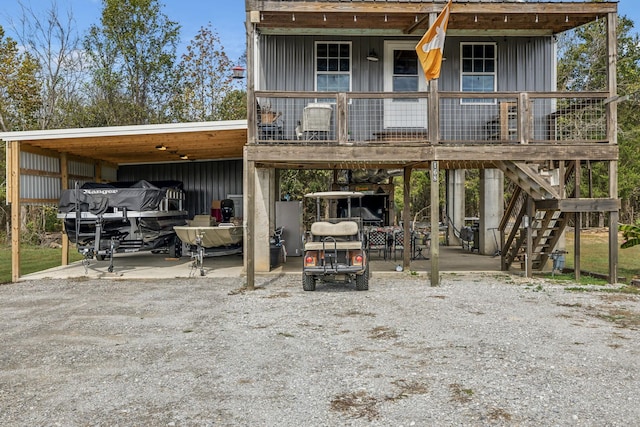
[0,120,248,165]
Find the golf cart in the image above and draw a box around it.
[302,191,369,291]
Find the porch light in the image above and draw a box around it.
[232,66,245,79]
[180,154,188,160]
[155,144,166,151]
[366,49,379,62]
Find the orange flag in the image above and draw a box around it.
[415,0,452,82]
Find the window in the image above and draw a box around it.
[460,43,496,104]
[392,49,419,103]
[315,42,351,94]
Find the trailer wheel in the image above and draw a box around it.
[169,237,182,258]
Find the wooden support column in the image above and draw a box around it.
[607,11,619,284]
[430,161,439,286]
[9,141,21,282]
[337,92,348,143]
[574,160,581,282]
[403,166,411,269]
[61,153,69,265]
[428,68,440,286]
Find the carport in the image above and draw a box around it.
[1,120,247,282]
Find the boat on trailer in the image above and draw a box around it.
[174,222,243,250]
[173,200,244,275]
[58,180,188,272]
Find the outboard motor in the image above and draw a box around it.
[221,199,234,223]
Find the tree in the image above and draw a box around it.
[174,23,244,122]
[0,25,41,242]
[619,223,640,249]
[6,1,86,130]
[557,11,640,224]
[0,26,41,132]
[83,0,181,125]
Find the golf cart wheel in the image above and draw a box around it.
[303,274,316,291]
[355,265,369,291]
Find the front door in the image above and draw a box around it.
[383,41,428,129]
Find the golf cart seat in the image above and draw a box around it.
[304,221,362,250]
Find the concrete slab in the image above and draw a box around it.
[20,245,508,281]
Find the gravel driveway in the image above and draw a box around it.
[1,273,639,426]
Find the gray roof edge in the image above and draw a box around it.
[0,120,248,142]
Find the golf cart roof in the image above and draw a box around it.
[304,191,364,199]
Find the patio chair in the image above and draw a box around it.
[301,103,332,140]
[367,228,389,260]
[257,102,283,140]
[392,229,405,261]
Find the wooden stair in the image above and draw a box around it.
[497,161,569,272]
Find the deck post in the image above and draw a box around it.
[430,161,439,286]
[607,11,618,284]
[428,59,440,286]
[403,166,411,270]
[574,160,581,282]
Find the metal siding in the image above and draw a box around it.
[440,36,553,140]
[262,35,553,92]
[68,160,95,178]
[21,151,59,173]
[19,152,61,203]
[21,175,61,202]
[118,160,243,218]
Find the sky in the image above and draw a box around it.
[0,0,638,66]
[0,0,248,63]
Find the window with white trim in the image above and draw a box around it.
[461,42,496,104]
[315,42,351,94]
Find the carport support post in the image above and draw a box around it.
[9,140,21,282]
[61,153,69,265]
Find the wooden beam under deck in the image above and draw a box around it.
[246,143,619,170]
[535,198,620,213]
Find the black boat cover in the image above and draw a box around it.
[59,180,179,214]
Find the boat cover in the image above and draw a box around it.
[59,180,181,214]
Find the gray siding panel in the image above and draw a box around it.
[260,35,554,92]
[118,160,243,218]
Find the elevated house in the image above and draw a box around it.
[243,0,620,286]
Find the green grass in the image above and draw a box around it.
[0,245,84,284]
[564,232,640,283]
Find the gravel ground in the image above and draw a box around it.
[1,272,639,426]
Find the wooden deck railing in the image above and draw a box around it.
[252,90,610,146]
